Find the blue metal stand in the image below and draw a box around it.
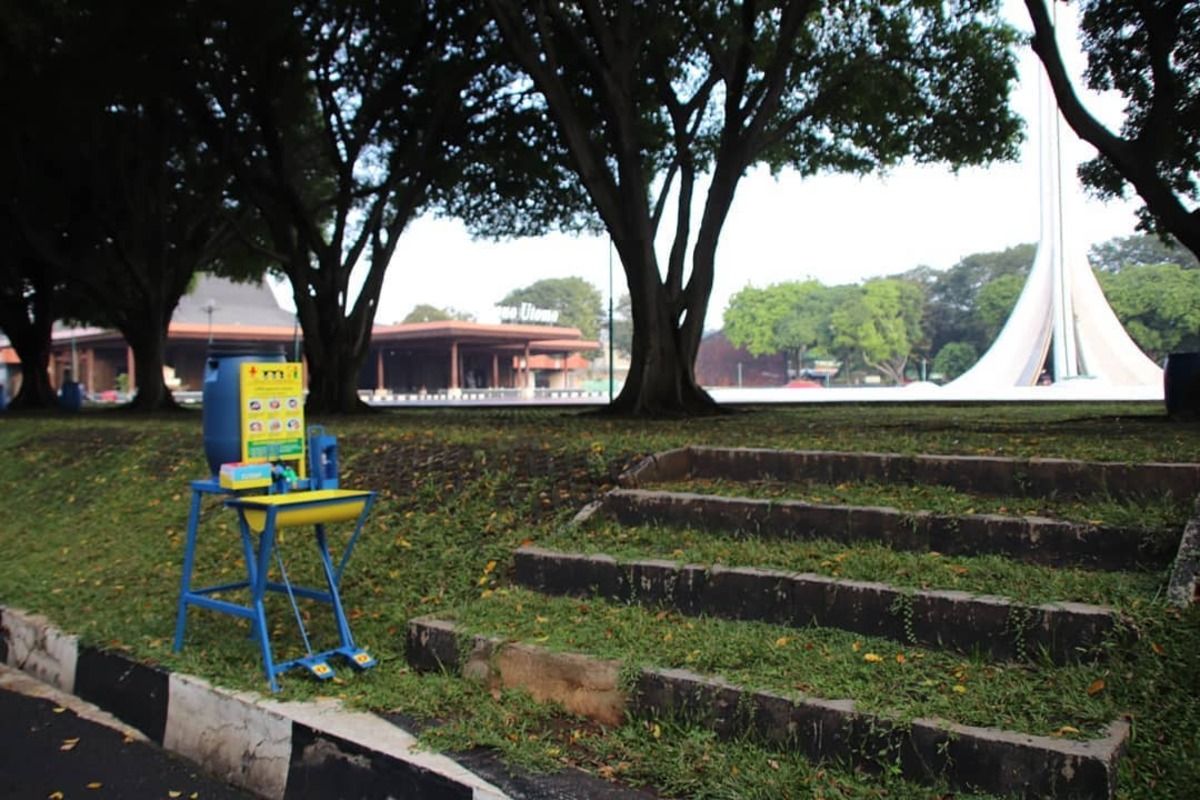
[173,483,377,692]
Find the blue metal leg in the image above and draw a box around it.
[249,508,281,692]
[173,487,205,652]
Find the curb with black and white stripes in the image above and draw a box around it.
[0,605,509,800]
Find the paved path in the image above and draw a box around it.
[0,666,253,800]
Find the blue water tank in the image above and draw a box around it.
[202,346,285,475]
[59,381,82,412]
[1165,352,1200,419]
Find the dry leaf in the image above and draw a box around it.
[49,792,65,799]
[863,653,883,663]
[483,560,497,574]
[1053,725,1080,737]
[52,707,66,714]
[1087,678,1106,697]
[851,641,862,652]
[60,737,80,752]
[952,685,967,694]
[774,636,791,648]
[1151,642,1165,656]
[895,653,907,664]
[169,792,183,798]
[86,782,103,790]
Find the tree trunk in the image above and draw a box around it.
[609,252,718,416]
[7,327,56,410]
[2,281,58,410]
[302,330,370,414]
[123,319,178,412]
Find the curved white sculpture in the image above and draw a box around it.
[949,46,1162,392]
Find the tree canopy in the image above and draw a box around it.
[1025,0,1200,261]
[499,277,603,341]
[487,0,1022,415]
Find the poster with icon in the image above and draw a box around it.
[240,362,305,474]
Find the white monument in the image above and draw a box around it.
[948,47,1162,392]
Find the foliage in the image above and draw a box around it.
[829,278,927,384]
[499,277,603,341]
[0,1,260,411]
[486,0,1022,415]
[724,281,836,375]
[925,243,1035,356]
[1090,233,1200,272]
[1025,0,1200,260]
[1099,263,1200,360]
[401,304,476,324]
[190,0,534,413]
[932,341,979,381]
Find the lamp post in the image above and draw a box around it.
[202,299,217,344]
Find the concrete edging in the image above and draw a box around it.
[406,617,1128,800]
[0,605,508,800]
[513,546,1124,664]
[618,446,1200,503]
[600,488,1175,570]
[1166,498,1200,607]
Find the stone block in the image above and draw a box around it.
[515,546,626,600]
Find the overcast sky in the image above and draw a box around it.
[273,1,1143,333]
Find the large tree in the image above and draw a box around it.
[0,1,253,411]
[486,0,1021,414]
[1024,0,1200,261]
[190,0,498,412]
[830,277,927,384]
[1098,263,1200,360]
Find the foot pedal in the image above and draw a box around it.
[346,649,377,670]
[306,660,335,680]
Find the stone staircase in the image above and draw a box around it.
[406,447,1200,799]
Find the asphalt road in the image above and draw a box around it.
[0,667,254,800]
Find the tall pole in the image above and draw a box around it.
[608,238,614,403]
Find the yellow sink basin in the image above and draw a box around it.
[231,489,372,533]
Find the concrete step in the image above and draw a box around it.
[593,487,1177,570]
[407,617,1128,800]
[513,546,1127,664]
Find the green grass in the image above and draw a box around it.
[533,521,1166,608]
[656,478,1192,533]
[0,404,1198,799]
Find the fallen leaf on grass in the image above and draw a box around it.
[1087,678,1106,697]
[952,685,967,694]
[863,653,883,663]
[1151,642,1165,656]
[1052,725,1080,737]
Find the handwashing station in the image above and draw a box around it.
[173,348,376,692]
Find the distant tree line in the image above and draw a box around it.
[723,235,1200,384]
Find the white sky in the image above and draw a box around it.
[273,1,1142,333]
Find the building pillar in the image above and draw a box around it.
[491,353,500,389]
[126,346,136,393]
[375,349,385,392]
[449,341,460,396]
[521,342,533,398]
[85,348,95,394]
[561,351,570,389]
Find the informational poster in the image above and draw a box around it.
[240,362,305,472]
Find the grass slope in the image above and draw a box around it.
[0,403,1197,799]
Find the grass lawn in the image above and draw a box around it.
[0,402,1197,799]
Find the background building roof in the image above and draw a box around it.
[174,274,296,329]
